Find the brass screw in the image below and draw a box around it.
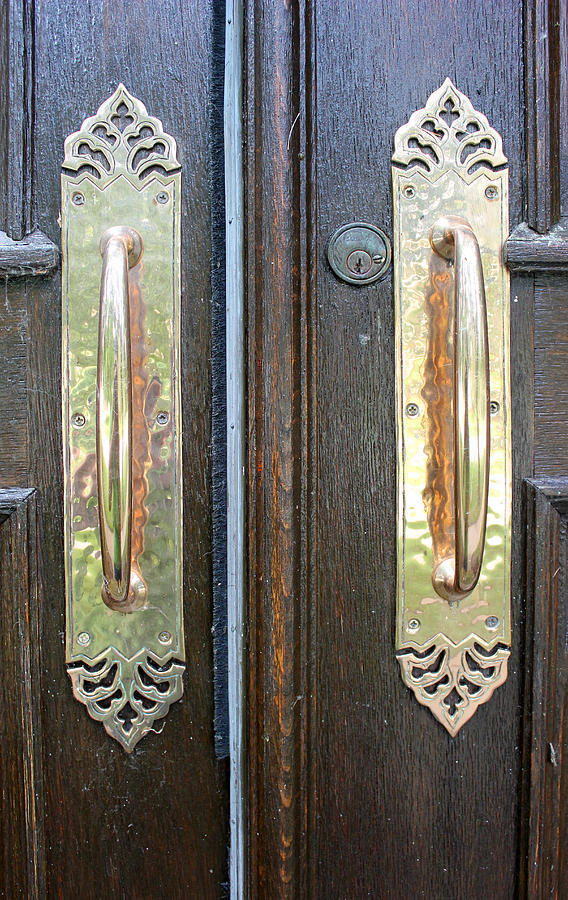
[77,631,91,646]
[485,185,498,200]
[490,401,500,415]
[156,191,169,204]
[156,411,169,426]
[407,619,421,632]
[72,413,86,428]
[405,402,419,418]
[158,631,172,644]
[485,616,499,629]
[403,185,416,199]
[72,192,85,206]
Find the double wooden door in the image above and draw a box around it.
[1,0,566,897]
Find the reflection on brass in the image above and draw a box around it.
[97,226,144,610]
[392,80,511,735]
[62,86,182,750]
[429,216,490,602]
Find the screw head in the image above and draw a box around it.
[156,411,169,426]
[407,618,421,633]
[72,192,85,206]
[71,413,86,428]
[77,631,91,646]
[485,185,498,200]
[485,616,499,630]
[490,400,500,415]
[156,191,169,204]
[158,631,172,644]
[403,185,416,199]
[405,402,420,418]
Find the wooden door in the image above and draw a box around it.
[244,1,567,898]
[2,1,567,899]
[0,1,228,897]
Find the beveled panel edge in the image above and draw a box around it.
[505,221,568,272]
[0,229,59,277]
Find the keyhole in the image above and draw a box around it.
[346,248,373,276]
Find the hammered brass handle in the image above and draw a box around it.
[429,216,490,602]
[96,226,143,609]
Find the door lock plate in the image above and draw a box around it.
[61,86,183,751]
[392,81,511,735]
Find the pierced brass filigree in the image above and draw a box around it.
[62,86,183,751]
[392,81,511,734]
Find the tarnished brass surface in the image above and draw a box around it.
[392,80,511,735]
[62,86,182,750]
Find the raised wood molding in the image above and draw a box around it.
[1,0,58,270]
[521,479,568,898]
[506,222,568,272]
[0,489,45,899]
[2,0,33,240]
[0,228,59,276]
[524,0,561,234]
[504,1,566,269]
[244,1,316,895]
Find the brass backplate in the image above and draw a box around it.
[392,80,511,735]
[61,86,182,750]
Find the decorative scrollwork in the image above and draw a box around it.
[392,78,507,183]
[68,650,184,751]
[396,638,510,735]
[62,83,180,188]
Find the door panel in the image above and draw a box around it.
[1,1,228,896]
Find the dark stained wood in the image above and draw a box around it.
[314,4,524,896]
[521,478,568,899]
[245,1,536,897]
[506,222,568,271]
[534,275,568,475]
[0,228,58,275]
[1,0,33,240]
[245,0,312,895]
[0,489,45,899]
[0,277,29,487]
[0,1,229,896]
[524,0,561,233]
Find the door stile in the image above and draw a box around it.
[244,0,317,895]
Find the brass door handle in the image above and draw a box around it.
[429,215,490,603]
[97,225,144,609]
[63,86,184,750]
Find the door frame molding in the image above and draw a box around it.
[225,2,246,898]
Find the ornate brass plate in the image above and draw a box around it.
[392,80,511,735]
[61,86,183,750]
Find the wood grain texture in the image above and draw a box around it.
[6,1,229,896]
[534,274,568,475]
[524,0,561,233]
[0,277,29,487]
[521,478,568,899]
[245,1,532,897]
[314,4,524,896]
[1,0,33,239]
[506,222,568,271]
[0,228,58,275]
[245,1,313,895]
[0,489,45,899]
